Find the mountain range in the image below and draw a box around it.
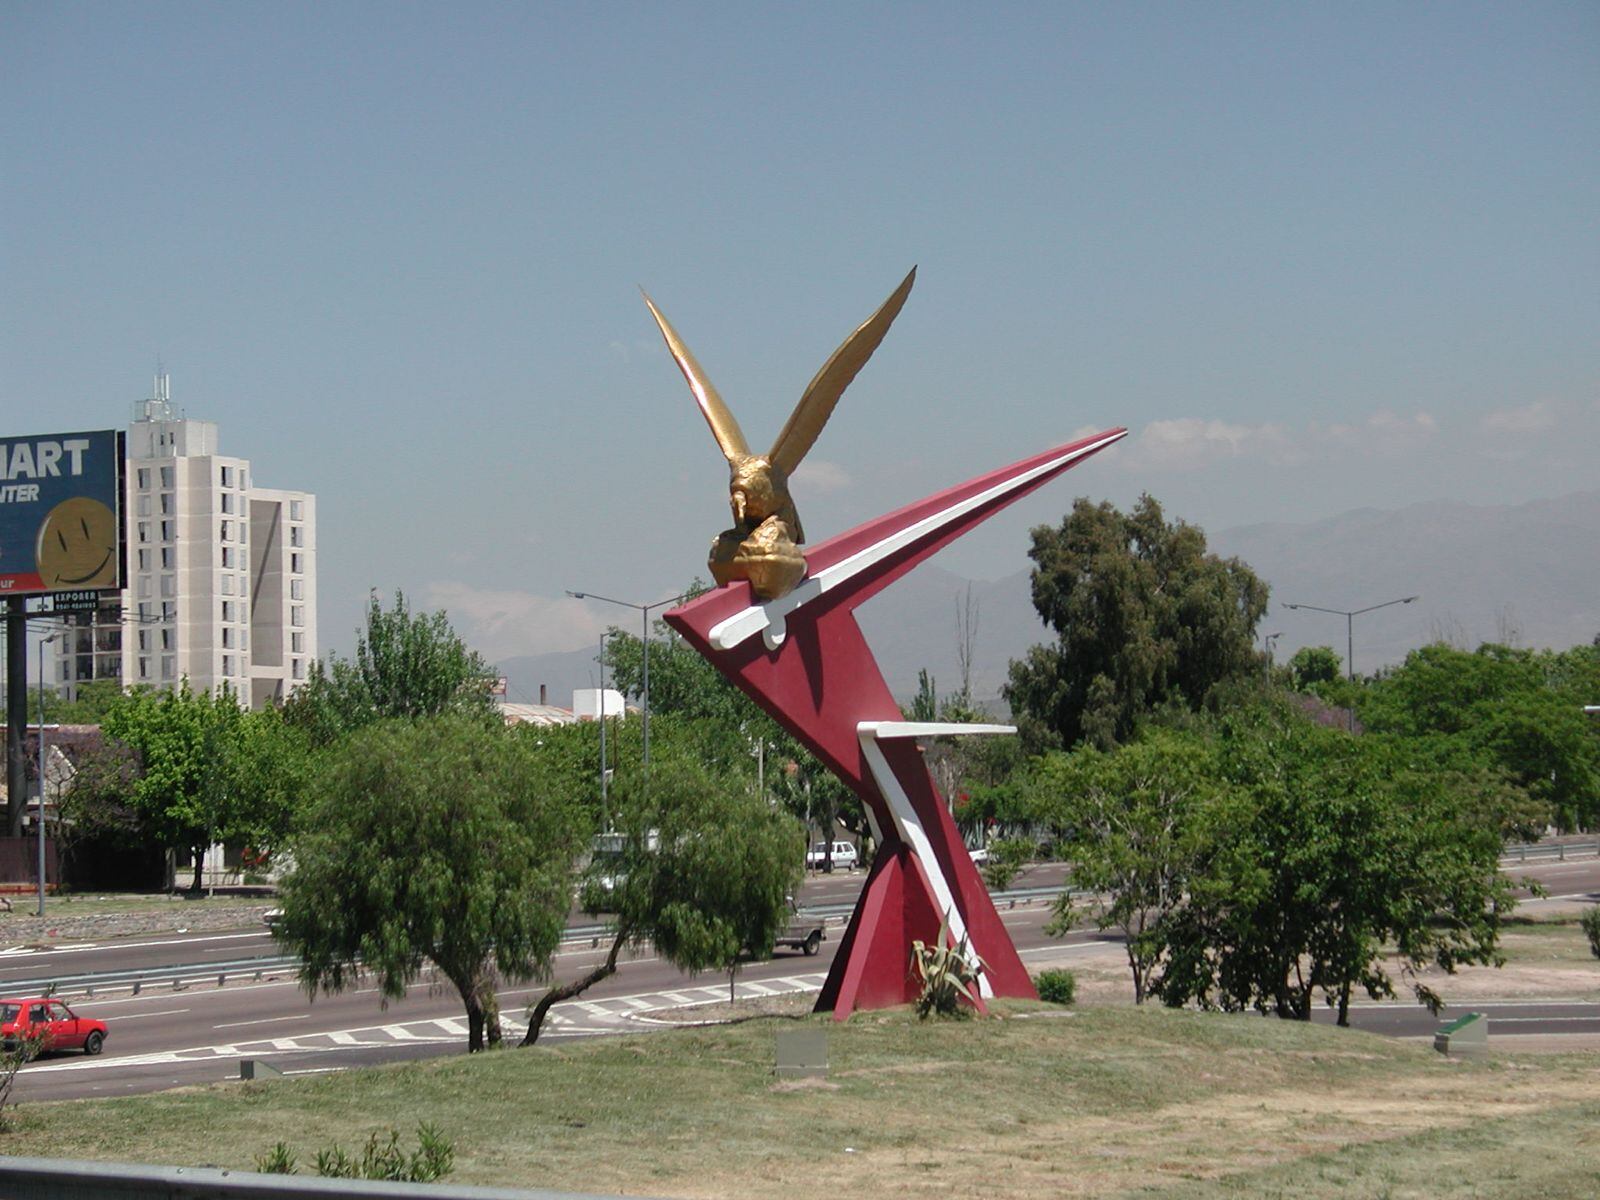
[495,490,1600,711]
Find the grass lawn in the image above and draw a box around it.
[4,1002,1598,1198]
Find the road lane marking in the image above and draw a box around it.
[98,1008,191,1021]
[215,1014,310,1030]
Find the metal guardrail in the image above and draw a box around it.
[0,1155,655,1200]
[1501,840,1600,864]
[8,887,1068,1000]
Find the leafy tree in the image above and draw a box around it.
[100,685,306,891]
[284,590,496,746]
[29,678,131,724]
[1037,730,1224,1003]
[1152,704,1515,1024]
[521,756,804,1043]
[1361,643,1600,830]
[599,586,870,848]
[1288,645,1341,690]
[1005,495,1269,751]
[277,716,587,1051]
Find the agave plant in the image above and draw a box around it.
[910,913,986,1019]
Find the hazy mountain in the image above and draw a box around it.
[1212,490,1600,674]
[497,491,1600,709]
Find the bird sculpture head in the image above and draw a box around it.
[643,268,916,600]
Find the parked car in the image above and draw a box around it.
[805,841,859,871]
[967,844,990,866]
[1,997,108,1056]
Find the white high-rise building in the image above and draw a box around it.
[55,375,317,708]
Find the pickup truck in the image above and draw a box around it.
[772,901,826,956]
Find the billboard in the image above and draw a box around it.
[0,429,125,598]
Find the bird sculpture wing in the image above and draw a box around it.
[767,266,916,476]
[641,290,751,462]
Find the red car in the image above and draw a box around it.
[1,997,108,1056]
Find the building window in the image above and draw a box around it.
[160,574,176,598]
[221,546,234,569]
[290,552,302,574]
[161,546,174,569]
[289,525,302,548]
[222,654,234,677]
[137,601,152,621]
[137,576,151,599]
[137,468,150,489]
[291,632,304,654]
[160,520,174,541]
[290,579,304,600]
[137,549,150,571]
[138,522,150,543]
[219,520,230,542]
[221,465,234,488]
[161,656,175,681]
[221,575,235,596]
[221,600,235,623]
[138,657,150,679]
[292,658,304,681]
[137,495,150,517]
[291,606,304,628]
[160,465,173,488]
[239,469,247,490]
[160,492,173,515]
[138,629,150,651]
[222,492,234,514]
[161,627,173,651]
[290,499,303,521]
[162,601,176,620]
[222,626,233,649]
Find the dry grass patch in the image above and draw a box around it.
[4,1002,1597,1198]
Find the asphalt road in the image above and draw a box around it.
[7,854,1597,1102]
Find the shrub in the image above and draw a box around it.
[256,1125,453,1181]
[1034,968,1076,1005]
[1581,907,1600,961]
[911,916,984,1019]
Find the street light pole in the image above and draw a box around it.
[36,631,63,918]
[1283,595,1418,730]
[566,590,686,772]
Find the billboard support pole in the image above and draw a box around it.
[6,598,27,838]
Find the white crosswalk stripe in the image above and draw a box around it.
[21,972,834,1074]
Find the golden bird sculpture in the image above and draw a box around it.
[643,267,917,601]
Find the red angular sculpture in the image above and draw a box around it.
[665,428,1126,1018]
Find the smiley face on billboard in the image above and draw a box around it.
[37,496,120,589]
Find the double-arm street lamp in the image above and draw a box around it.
[1282,595,1419,683]
[1283,595,1418,731]
[566,590,686,771]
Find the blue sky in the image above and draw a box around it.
[5,3,1596,663]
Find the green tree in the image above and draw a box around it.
[1005,495,1269,751]
[284,591,496,746]
[1361,643,1600,830]
[521,756,804,1043]
[277,716,587,1051]
[1037,730,1224,1003]
[599,587,870,849]
[100,685,303,891]
[1288,645,1341,690]
[1152,704,1515,1024]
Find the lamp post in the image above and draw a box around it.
[566,590,685,771]
[36,630,64,918]
[1283,595,1418,731]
